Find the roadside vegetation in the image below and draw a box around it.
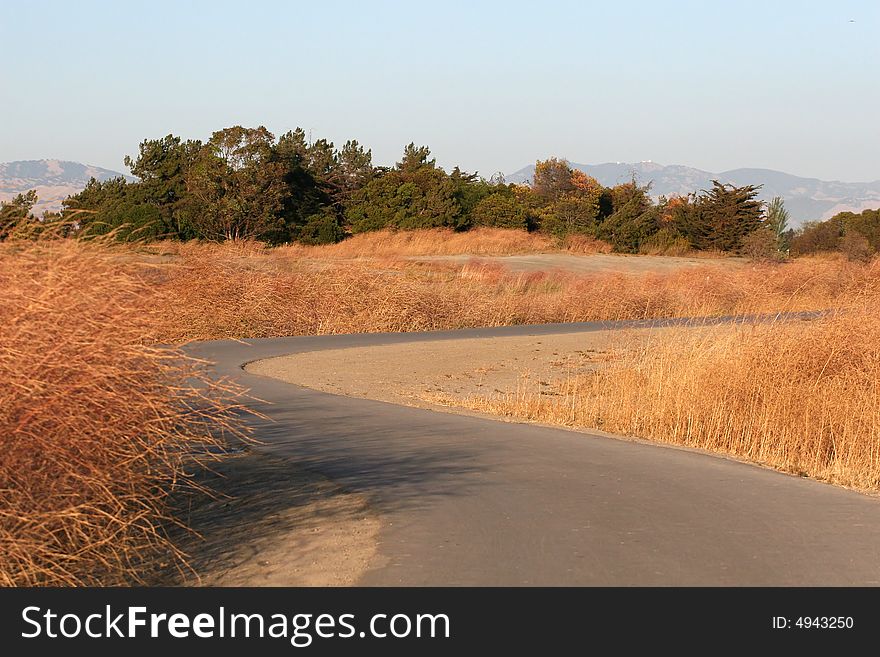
[135,240,863,342]
[0,238,250,586]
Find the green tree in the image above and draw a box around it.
[674,181,764,252]
[304,138,336,181]
[397,143,435,172]
[539,195,599,237]
[702,181,764,252]
[274,128,334,239]
[666,192,709,248]
[529,160,605,236]
[841,209,880,251]
[335,139,374,207]
[297,208,346,245]
[471,193,529,229]
[450,167,496,227]
[765,196,790,252]
[63,177,169,241]
[123,134,202,238]
[185,126,287,241]
[532,158,575,200]
[100,200,164,241]
[790,208,880,256]
[594,180,659,252]
[790,219,843,255]
[346,144,461,232]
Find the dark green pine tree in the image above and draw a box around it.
[124,134,202,238]
[699,181,764,252]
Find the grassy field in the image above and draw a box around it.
[2,228,878,584]
[154,237,870,342]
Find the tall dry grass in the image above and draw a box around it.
[155,244,877,342]
[0,239,249,586]
[456,307,880,491]
[276,228,612,258]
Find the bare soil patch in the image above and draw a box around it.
[245,328,674,412]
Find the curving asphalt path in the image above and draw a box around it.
[186,319,880,586]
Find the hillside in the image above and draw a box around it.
[0,160,132,216]
[506,161,880,226]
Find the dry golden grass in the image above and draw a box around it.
[0,239,249,586]
[454,304,880,491]
[154,244,876,342]
[275,228,612,258]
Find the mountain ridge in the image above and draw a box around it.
[0,159,132,216]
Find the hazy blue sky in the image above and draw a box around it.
[1,0,877,180]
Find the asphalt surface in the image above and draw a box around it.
[187,319,880,586]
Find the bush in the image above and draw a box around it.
[103,202,167,241]
[839,232,874,262]
[470,194,529,230]
[638,228,692,256]
[297,211,345,245]
[346,169,462,233]
[740,227,783,262]
[839,209,880,251]
[537,196,598,238]
[595,206,661,254]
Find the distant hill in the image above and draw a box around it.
[0,160,133,216]
[505,161,880,226]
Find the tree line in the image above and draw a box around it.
[2,125,797,254]
[790,208,880,261]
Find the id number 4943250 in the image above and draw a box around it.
[772,616,854,630]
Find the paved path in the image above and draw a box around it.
[187,319,880,585]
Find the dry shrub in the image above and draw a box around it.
[839,232,874,263]
[740,227,784,263]
[0,239,249,586]
[459,305,880,491]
